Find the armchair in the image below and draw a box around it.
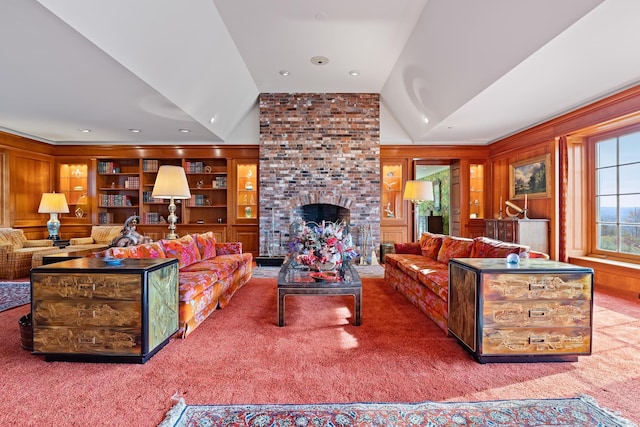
[0,228,54,279]
[69,225,122,248]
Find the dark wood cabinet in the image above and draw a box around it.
[485,219,549,254]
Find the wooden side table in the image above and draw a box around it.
[448,258,593,363]
[31,257,179,363]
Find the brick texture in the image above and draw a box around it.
[259,93,380,256]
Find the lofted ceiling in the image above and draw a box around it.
[1,0,640,147]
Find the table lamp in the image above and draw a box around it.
[152,165,191,240]
[403,180,434,241]
[38,192,70,240]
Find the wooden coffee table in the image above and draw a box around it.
[277,258,362,326]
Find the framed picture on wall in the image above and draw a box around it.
[509,154,550,199]
[432,179,441,211]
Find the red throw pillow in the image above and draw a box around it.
[436,236,474,264]
[393,242,421,255]
[419,232,444,259]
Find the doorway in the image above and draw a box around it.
[415,164,450,236]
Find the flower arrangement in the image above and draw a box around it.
[289,220,358,270]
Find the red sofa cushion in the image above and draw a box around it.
[470,236,530,258]
[436,236,474,264]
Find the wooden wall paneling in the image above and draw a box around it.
[565,137,588,257]
[0,151,7,227]
[11,151,54,232]
[381,227,408,245]
[231,225,259,257]
[449,161,462,236]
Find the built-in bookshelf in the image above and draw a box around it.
[95,158,235,228]
[184,159,228,225]
[96,159,141,225]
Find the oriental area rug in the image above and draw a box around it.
[0,282,30,312]
[158,395,637,427]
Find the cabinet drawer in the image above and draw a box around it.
[483,300,591,328]
[482,327,591,355]
[33,299,141,327]
[33,326,142,355]
[32,273,142,301]
[483,273,592,301]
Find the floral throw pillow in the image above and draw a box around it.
[419,232,444,259]
[107,241,166,259]
[194,231,217,260]
[436,236,474,265]
[160,234,201,268]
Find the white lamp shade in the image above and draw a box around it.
[38,193,70,214]
[403,180,434,202]
[152,165,191,199]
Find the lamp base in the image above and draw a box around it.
[46,214,61,240]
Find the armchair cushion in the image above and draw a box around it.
[69,237,94,245]
[0,229,27,249]
[23,239,54,248]
[92,225,123,244]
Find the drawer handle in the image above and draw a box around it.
[78,336,96,345]
[529,283,546,291]
[529,309,547,318]
[529,336,546,344]
[77,283,96,291]
[77,309,96,318]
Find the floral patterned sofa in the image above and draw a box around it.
[95,232,253,338]
[384,233,548,334]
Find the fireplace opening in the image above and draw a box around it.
[299,203,350,224]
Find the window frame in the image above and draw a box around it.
[588,123,640,263]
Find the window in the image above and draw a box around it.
[594,130,640,259]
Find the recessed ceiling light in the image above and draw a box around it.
[311,56,329,66]
[179,129,190,133]
[209,117,216,124]
[279,70,290,76]
[349,70,360,76]
[423,116,430,124]
[79,128,91,133]
[129,129,141,133]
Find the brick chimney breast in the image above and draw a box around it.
[259,93,380,257]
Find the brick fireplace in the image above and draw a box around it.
[258,93,380,257]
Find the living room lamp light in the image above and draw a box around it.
[152,165,191,240]
[403,180,434,241]
[38,192,70,240]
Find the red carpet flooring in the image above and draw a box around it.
[0,277,638,426]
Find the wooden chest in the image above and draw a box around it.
[484,219,549,254]
[31,257,179,363]
[448,258,593,363]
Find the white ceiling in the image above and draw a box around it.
[1,0,639,146]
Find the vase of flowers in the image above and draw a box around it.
[289,220,358,272]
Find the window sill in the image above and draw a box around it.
[569,256,640,299]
